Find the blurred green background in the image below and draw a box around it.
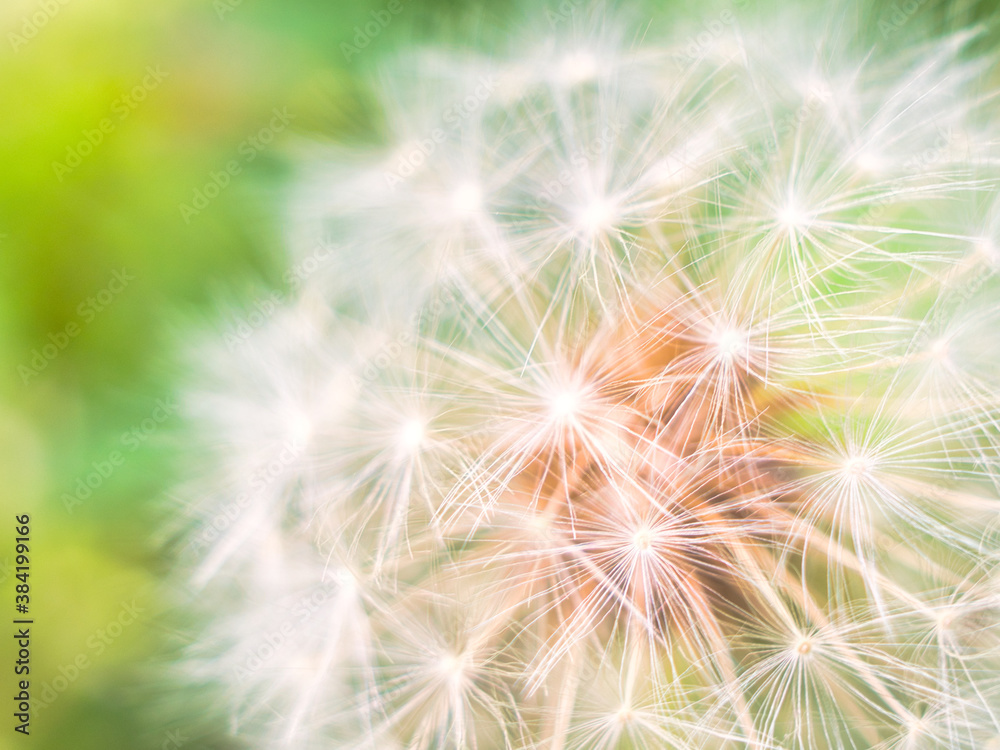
[0,0,438,746]
[0,0,996,747]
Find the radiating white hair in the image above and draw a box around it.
[174,2,1000,747]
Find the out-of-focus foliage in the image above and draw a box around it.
[0,0,430,747]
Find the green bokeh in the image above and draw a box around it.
[0,0,413,746]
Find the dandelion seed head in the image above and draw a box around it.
[793,637,814,656]
[286,409,312,446]
[841,450,874,479]
[935,608,955,631]
[449,180,482,217]
[397,417,426,453]
[927,336,951,363]
[557,49,599,86]
[547,381,591,424]
[632,525,655,553]
[615,706,634,723]
[173,5,1000,748]
[437,650,469,685]
[575,196,617,236]
[974,237,998,265]
[331,566,357,591]
[711,324,749,363]
[777,199,810,232]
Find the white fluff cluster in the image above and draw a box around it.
[176,4,1000,748]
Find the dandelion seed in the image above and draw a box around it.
[927,336,951,364]
[842,450,874,479]
[575,197,616,235]
[450,181,483,217]
[711,325,748,364]
[557,50,599,86]
[777,199,811,233]
[397,418,426,454]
